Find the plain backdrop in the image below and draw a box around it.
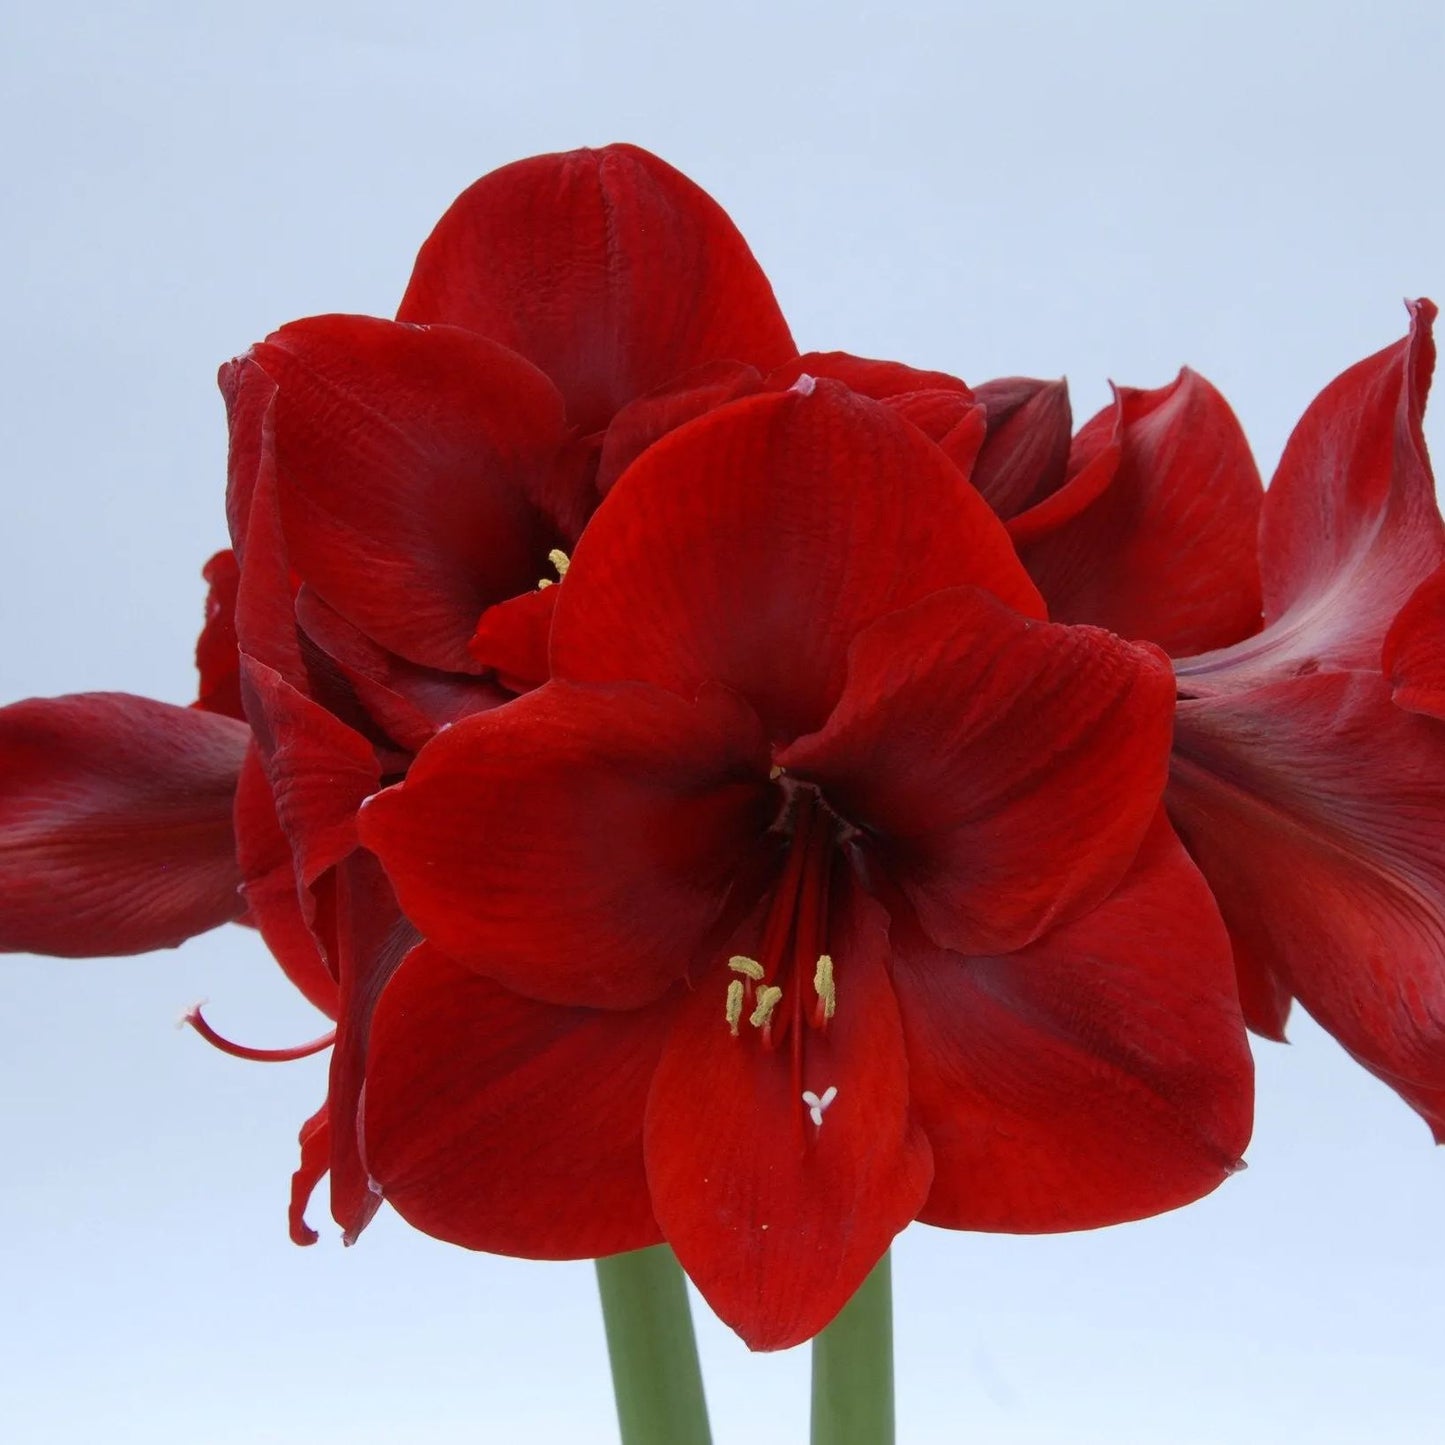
[3,3,1444,1442]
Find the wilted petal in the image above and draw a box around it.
[646,885,932,1351]
[359,680,774,1009]
[0,694,248,955]
[398,144,796,432]
[365,942,664,1258]
[780,588,1174,956]
[551,382,1043,741]
[893,814,1252,1230]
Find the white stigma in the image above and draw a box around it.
[790,372,817,397]
[801,1084,838,1128]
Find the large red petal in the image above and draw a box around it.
[1168,670,1445,1137]
[1386,565,1445,719]
[1019,369,1264,655]
[246,315,566,673]
[358,680,774,1009]
[398,144,796,432]
[0,694,247,955]
[1254,299,1441,671]
[646,884,932,1351]
[365,942,664,1258]
[892,813,1252,1230]
[550,382,1044,741]
[779,588,1175,956]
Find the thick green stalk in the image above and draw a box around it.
[595,1245,712,1445]
[810,1252,895,1445]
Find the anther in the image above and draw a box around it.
[728,955,765,981]
[813,953,836,1024]
[537,549,571,590]
[801,1085,838,1128]
[725,980,745,1036]
[749,985,783,1030]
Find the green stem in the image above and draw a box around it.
[595,1245,712,1445]
[810,1252,895,1445]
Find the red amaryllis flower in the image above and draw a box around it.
[1162,302,1445,1133]
[356,379,1254,1350]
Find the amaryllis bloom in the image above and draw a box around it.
[1161,303,1445,1134]
[355,379,1254,1349]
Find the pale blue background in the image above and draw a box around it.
[3,3,1444,1441]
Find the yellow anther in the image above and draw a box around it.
[768,765,783,780]
[725,980,745,1036]
[548,548,571,577]
[749,985,783,1030]
[813,954,836,1021]
[728,955,765,980]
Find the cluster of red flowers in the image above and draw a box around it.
[3,145,1443,1351]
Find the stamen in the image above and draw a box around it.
[749,985,783,1030]
[725,979,745,1036]
[536,548,572,590]
[182,1003,336,1064]
[801,1084,839,1128]
[769,765,784,780]
[728,955,765,981]
[813,953,836,1024]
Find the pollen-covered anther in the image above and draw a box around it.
[536,548,571,590]
[728,955,765,980]
[813,953,836,1025]
[749,985,783,1030]
[801,1085,838,1128]
[725,979,745,1036]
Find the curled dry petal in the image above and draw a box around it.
[0,694,248,955]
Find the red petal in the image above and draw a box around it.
[645,884,932,1350]
[240,657,380,890]
[1252,299,1441,672]
[398,144,796,432]
[233,745,338,1016]
[247,315,566,673]
[358,680,774,1009]
[326,851,416,1240]
[365,941,664,1257]
[1388,565,1445,719]
[596,360,766,497]
[0,694,248,955]
[288,1102,330,1246]
[1168,670,1445,1135]
[1019,370,1265,655]
[892,813,1252,1230]
[468,586,558,696]
[968,376,1073,519]
[550,382,1044,741]
[195,549,244,721]
[780,588,1175,956]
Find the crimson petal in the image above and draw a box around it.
[359,680,773,1009]
[969,376,1073,520]
[1019,370,1264,655]
[0,694,248,955]
[365,942,664,1258]
[1387,565,1445,718]
[242,315,566,673]
[780,588,1175,956]
[893,813,1252,1230]
[1168,671,1445,1136]
[398,144,796,433]
[551,382,1044,741]
[646,884,932,1351]
[195,549,244,721]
